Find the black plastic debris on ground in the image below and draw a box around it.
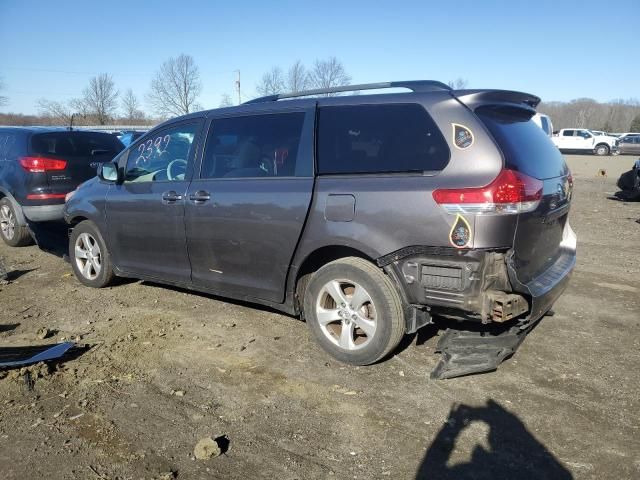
[431,319,539,380]
[0,342,74,369]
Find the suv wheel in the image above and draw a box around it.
[303,257,405,365]
[0,198,32,247]
[594,144,609,156]
[69,220,114,288]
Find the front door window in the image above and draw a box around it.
[125,124,198,183]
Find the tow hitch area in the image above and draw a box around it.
[484,290,528,323]
[430,319,538,379]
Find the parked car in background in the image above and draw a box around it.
[64,81,575,369]
[551,128,618,155]
[590,130,612,137]
[618,132,640,140]
[0,127,124,246]
[532,113,553,136]
[617,134,640,155]
[118,130,146,147]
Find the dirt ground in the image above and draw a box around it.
[1,154,638,480]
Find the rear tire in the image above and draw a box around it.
[0,198,32,247]
[303,257,405,365]
[594,144,610,156]
[69,220,115,288]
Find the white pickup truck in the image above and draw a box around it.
[552,128,619,156]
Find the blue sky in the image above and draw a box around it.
[1,0,638,115]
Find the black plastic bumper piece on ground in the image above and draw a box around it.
[430,321,536,380]
[0,342,74,369]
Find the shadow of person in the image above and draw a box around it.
[416,400,572,480]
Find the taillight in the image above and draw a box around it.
[19,156,67,173]
[432,169,543,214]
[26,193,67,200]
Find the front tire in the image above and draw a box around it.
[69,220,114,288]
[303,257,405,365]
[0,198,32,247]
[594,144,610,156]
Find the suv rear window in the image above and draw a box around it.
[317,104,450,175]
[477,106,568,180]
[31,132,124,158]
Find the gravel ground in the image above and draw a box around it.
[0,154,639,480]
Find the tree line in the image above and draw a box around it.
[254,57,352,97]
[540,98,640,133]
[0,54,203,127]
[1,63,639,132]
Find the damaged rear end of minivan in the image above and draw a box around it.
[383,90,576,377]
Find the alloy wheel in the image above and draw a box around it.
[0,205,15,240]
[315,279,377,351]
[74,232,102,280]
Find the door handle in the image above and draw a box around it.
[162,191,183,203]
[189,190,211,204]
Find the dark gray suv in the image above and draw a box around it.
[64,81,576,371]
[0,127,124,246]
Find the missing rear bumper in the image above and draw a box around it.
[483,290,528,323]
[383,248,529,324]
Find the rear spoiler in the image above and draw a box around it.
[452,89,541,112]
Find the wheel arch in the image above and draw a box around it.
[67,215,90,227]
[291,245,411,318]
[0,187,27,226]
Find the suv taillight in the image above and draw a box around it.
[432,169,543,214]
[19,156,67,173]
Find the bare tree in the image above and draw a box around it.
[121,88,143,120]
[447,78,469,89]
[79,73,119,125]
[307,57,351,95]
[148,54,203,118]
[0,76,8,108]
[219,93,234,107]
[287,61,308,93]
[256,67,286,96]
[36,99,73,125]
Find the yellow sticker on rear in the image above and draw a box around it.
[449,214,472,248]
[452,123,474,149]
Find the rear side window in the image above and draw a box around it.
[317,104,450,175]
[477,107,568,180]
[201,112,306,178]
[31,132,124,158]
[562,130,574,137]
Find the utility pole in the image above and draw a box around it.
[234,70,241,105]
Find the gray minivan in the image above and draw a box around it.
[64,81,576,373]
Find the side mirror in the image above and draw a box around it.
[98,161,119,183]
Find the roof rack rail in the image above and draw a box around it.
[244,80,452,104]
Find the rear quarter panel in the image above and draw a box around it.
[292,93,509,269]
